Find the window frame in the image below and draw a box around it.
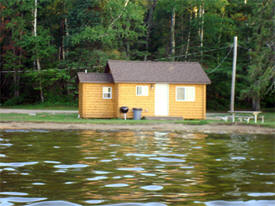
[136,85,149,96]
[176,86,195,102]
[102,87,112,99]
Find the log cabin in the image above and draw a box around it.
[78,60,211,119]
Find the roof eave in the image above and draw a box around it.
[79,81,114,83]
[113,80,211,84]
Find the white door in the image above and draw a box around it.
[155,84,169,116]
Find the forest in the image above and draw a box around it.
[0,0,274,110]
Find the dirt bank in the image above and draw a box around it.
[0,122,274,135]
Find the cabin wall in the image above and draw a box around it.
[116,83,155,118]
[113,84,119,117]
[78,83,83,117]
[169,84,206,119]
[79,82,207,119]
[79,83,115,118]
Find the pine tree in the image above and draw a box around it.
[242,0,275,110]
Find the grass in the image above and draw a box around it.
[259,112,275,127]
[0,103,77,110]
[207,111,275,128]
[0,113,212,125]
[0,112,274,128]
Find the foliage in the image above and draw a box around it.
[0,0,274,110]
[2,96,25,106]
[240,0,275,110]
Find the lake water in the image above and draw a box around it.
[0,130,274,206]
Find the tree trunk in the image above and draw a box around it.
[58,46,62,60]
[185,13,192,60]
[61,24,65,60]
[109,0,129,28]
[252,96,261,111]
[180,13,184,59]
[170,7,176,61]
[13,44,19,98]
[64,17,71,96]
[199,1,204,61]
[144,0,157,61]
[34,0,44,103]
[65,17,69,58]
[13,70,19,98]
[14,30,23,98]
[125,41,130,57]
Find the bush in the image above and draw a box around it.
[3,96,25,106]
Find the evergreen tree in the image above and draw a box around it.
[241,0,275,110]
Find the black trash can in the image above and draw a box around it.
[133,108,142,120]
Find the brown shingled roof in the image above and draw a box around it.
[107,60,211,84]
[77,72,113,83]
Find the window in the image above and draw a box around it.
[103,87,112,99]
[176,86,195,101]
[136,86,149,96]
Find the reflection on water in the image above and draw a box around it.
[0,130,274,206]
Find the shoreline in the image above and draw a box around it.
[0,122,274,135]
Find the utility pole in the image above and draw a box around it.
[230,36,238,122]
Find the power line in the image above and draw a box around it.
[1,46,231,73]
[207,46,233,74]
[153,46,230,61]
[0,66,102,73]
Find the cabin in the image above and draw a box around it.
[77,60,211,119]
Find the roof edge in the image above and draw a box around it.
[113,81,211,84]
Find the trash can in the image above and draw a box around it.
[133,108,142,120]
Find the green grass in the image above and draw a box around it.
[0,113,215,125]
[0,103,77,110]
[0,112,274,128]
[230,112,275,128]
[258,112,275,128]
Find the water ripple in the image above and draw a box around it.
[0,192,28,196]
[0,197,46,204]
[141,173,156,177]
[44,161,61,164]
[54,164,88,169]
[247,192,275,197]
[85,200,105,204]
[126,153,156,157]
[105,183,128,188]
[87,176,108,181]
[28,200,81,206]
[101,202,166,206]
[204,200,275,206]
[0,162,38,167]
[0,143,13,147]
[141,185,163,191]
[117,167,144,171]
[149,157,185,163]
[93,170,111,174]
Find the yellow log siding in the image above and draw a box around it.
[116,83,155,118]
[79,82,206,119]
[79,83,115,118]
[169,84,206,119]
[113,84,119,117]
[78,83,83,117]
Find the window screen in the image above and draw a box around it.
[176,87,195,101]
[136,86,149,96]
[103,87,112,99]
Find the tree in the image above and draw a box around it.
[241,0,275,110]
[144,0,158,60]
[0,0,31,100]
[33,0,45,102]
